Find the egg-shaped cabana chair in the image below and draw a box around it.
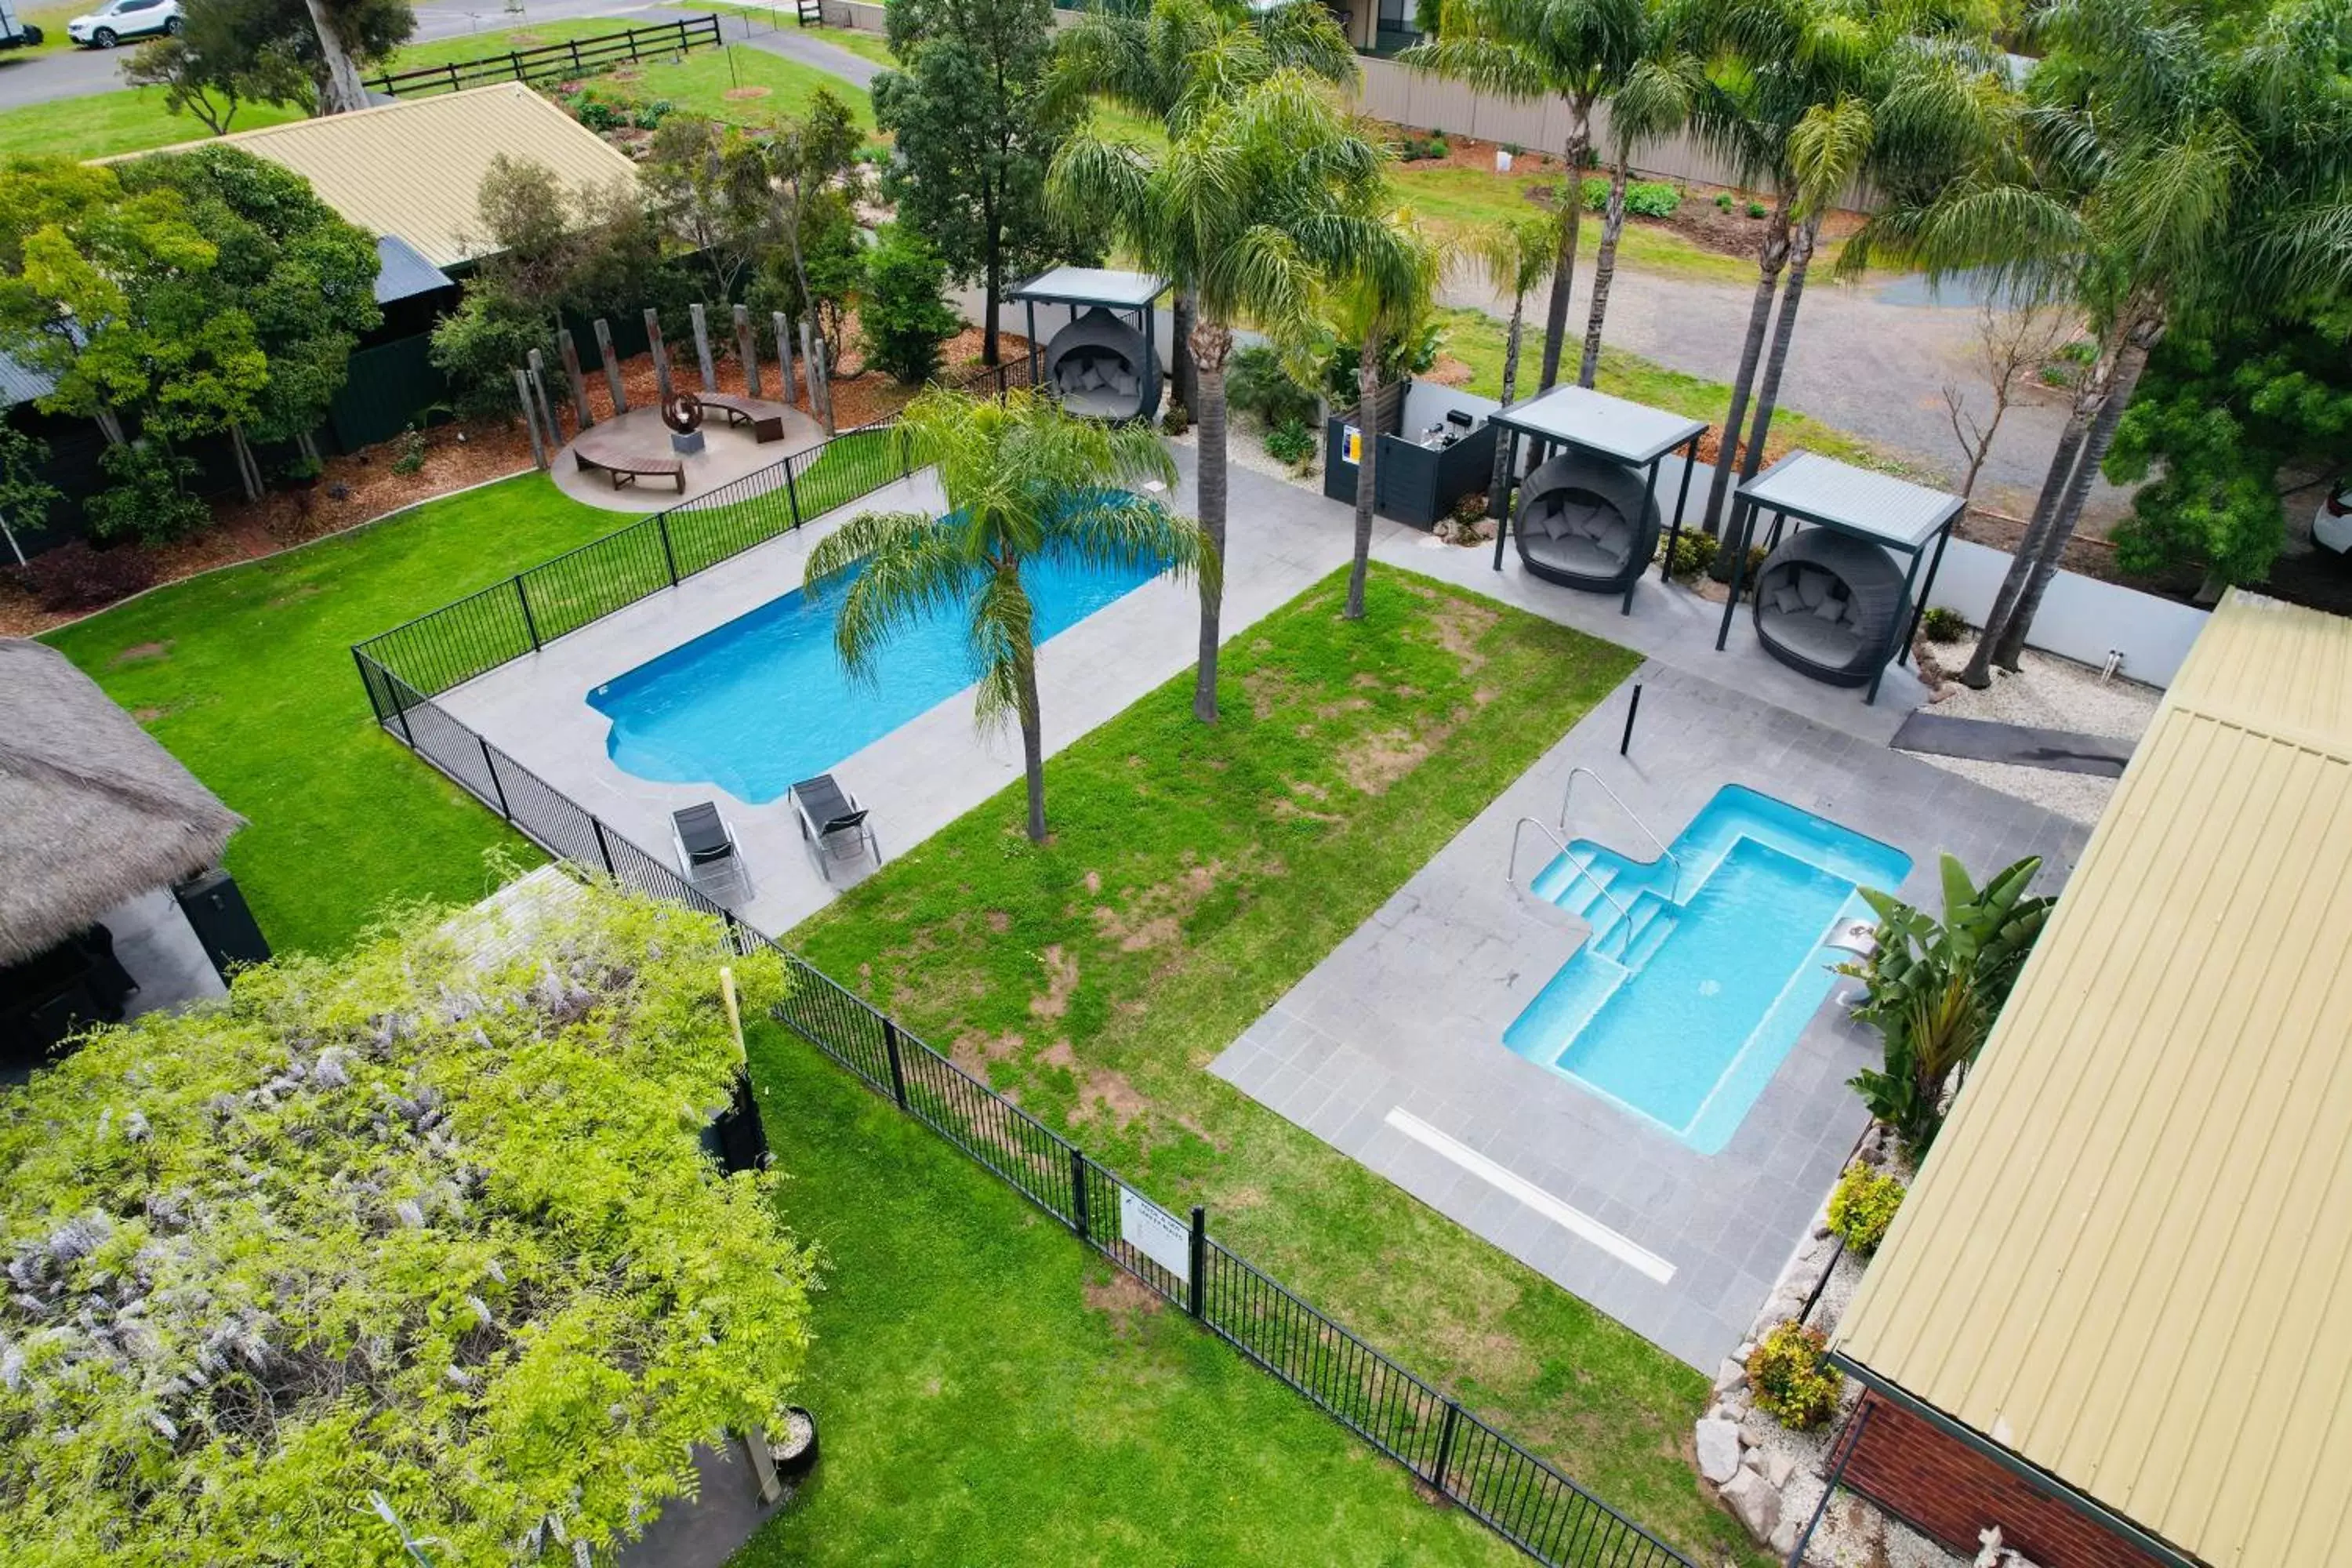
[1510,449,1661,596]
[1749,528,1911,687]
[1043,307,1163,423]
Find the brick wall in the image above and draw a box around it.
[1842,1392,2177,1568]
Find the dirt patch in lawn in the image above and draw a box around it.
[1083,1267,1166,1335]
[111,640,172,666]
[1029,944,1080,1018]
[1091,856,1254,953]
[1338,717,1459,796]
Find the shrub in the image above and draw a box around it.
[1577,176,1680,218]
[1396,132,1450,161]
[1746,200,1769,219]
[1163,402,1192,437]
[1265,419,1316,466]
[860,223,961,386]
[1715,191,1734,212]
[1828,1165,1907,1253]
[568,90,626,132]
[1453,489,1490,524]
[1747,1322,1842,1430]
[429,286,558,424]
[16,539,157,612]
[1228,343,1321,429]
[633,98,675,131]
[391,424,429,477]
[85,441,209,546]
[1663,528,1719,580]
[1919,604,1969,642]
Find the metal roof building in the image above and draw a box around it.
[1831,590,2352,1567]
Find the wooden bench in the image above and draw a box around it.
[699,392,788,445]
[573,430,686,492]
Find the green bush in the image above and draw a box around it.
[1396,132,1450,161]
[1163,402,1192,437]
[1919,605,1969,642]
[1715,191,1734,211]
[1228,344,1322,429]
[1577,176,1680,218]
[1746,200,1769,219]
[85,441,209,546]
[633,97,675,132]
[1265,419,1316,466]
[859,223,962,386]
[567,90,626,133]
[1747,1322,1842,1430]
[1661,528,1719,580]
[1828,1165,1907,1253]
[428,286,559,424]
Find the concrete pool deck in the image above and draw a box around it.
[1205,663,2086,1368]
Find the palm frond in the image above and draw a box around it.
[966,565,1036,731]
[805,511,984,685]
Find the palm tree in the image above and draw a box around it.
[1053,0,1359,417]
[1465,209,1566,498]
[1327,212,1444,619]
[1402,0,1649,391]
[1051,70,1392,721]
[1577,12,1704,386]
[805,390,1213,842]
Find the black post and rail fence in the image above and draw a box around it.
[348,354,1692,1568]
[366,15,725,99]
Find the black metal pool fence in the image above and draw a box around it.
[350,368,1696,1568]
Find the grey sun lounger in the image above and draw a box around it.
[672,801,748,899]
[789,774,880,884]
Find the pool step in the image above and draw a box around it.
[1523,950,1630,1064]
[1617,904,1680,971]
[1599,889,1674,962]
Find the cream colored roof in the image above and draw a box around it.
[1834,590,2352,1568]
[120,85,637,268]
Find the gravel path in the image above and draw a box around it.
[1900,644,2161,826]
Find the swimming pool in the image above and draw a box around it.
[1504,786,1910,1154]
[588,553,1165,804]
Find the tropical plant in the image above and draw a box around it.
[805,389,1212,840]
[1576,2,1703,386]
[1838,852,2055,1154]
[1227,343,1323,429]
[1052,0,1357,450]
[1464,206,1568,503]
[1827,1164,1907,1252]
[1748,1321,1842,1428]
[1265,418,1316,465]
[1326,209,1443,620]
[1919,604,1968,641]
[860,223,963,386]
[1402,0,1650,390]
[1050,69,1391,721]
[0,880,819,1563]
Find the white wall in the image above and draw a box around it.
[1922,537,2207,687]
[1401,379,1500,437]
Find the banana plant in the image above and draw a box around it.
[1839,853,2053,1155]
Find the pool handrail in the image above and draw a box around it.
[1507,816,1637,935]
[1559,767,1682,902]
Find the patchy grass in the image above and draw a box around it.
[786,565,1765,1565]
[729,1018,1523,1567]
[1392,164,1760,285]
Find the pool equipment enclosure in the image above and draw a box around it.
[1322,379,1501,529]
[1486,385,1708,614]
[1715,452,1962,704]
[1012,267,1168,424]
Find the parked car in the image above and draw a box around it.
[2316,479,2352,557]
[66,0,180,47]
[0,0,45,47]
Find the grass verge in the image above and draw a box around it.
[785,564,1764,1566]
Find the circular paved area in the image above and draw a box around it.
[551,401,827,514]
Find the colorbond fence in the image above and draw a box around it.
[367,16,724,98]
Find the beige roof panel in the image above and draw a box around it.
[1833,590,2352,1568]
[119,85,637,269]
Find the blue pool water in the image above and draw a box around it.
[588,553,1164,804]
[1504,786,1911,1154]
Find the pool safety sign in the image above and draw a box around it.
[1341,424,1363,464]
[1118,1185,1192,1284]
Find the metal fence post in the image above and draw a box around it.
[658,513,681,586]
[477,735,511,820]
[352,647,384,725]
[882,1018,910,1109]
[783,456,804,528]
[1187,1207,1206,1319]
[513,576,541,652]
[590,817,617,876]
[1068,1149,1091,1241]
[1431,1399,1463,1492]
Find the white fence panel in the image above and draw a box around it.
[1925,538,2208,686]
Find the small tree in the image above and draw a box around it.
[1942,298,2075,503]
[640,113,771,303]
[123,0,314,136]
[0,423,58,566]
[861,224,961,386]
[85,441,209,543]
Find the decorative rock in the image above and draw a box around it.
[1713,1357,1748,1396]
[1736,1421,1761,1447]
[1737,1341,1755,1361]
[1769,1512,1802,1559]
[1766,1450,1798,1489]
[1719,1468,1782,1544]
[1695,1418,1743,1485]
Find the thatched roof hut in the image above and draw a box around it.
[0,639,242,966]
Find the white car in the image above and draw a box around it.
[2317,479,2352,557]
[67,0,180,47]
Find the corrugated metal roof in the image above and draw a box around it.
[1739,450,1961,549]
[0,349,56,410]
[1010,267,1168,307]
[1490,383,1706,465]
[126,85,637,269]
[372,233,456,305]
[1832,590,2352,1568]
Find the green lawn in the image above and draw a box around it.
[785,566,1765,1566]
[0,17,872,161]
[732,1018,1523,1567]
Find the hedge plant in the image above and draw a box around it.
[1746,1322,1842,1430]
[1827,1165,1906,1254]
[0,879,818,1566]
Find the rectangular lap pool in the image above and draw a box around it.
[588,553,1164,804]
[1504,785,1910,1154]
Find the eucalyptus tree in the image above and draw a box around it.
[805,390,1209,842]
[1466,208,1565,497]
[1051,70,1393,722]
[1053,0,1358,413]
[1402,0,1649,390]
[1327,211,1445,619]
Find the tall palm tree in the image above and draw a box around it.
[805,390,1212,842]
[1053,0,1359,417]
[1577,12,1705,386]
[1465,209,1566,497]
[1402,0,1649,390]
[1327,211,1444,619]
[1051,70,1392,722]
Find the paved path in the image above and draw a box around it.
[715,8,882,86]
[0,43,126,111]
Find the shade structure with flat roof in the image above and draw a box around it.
[1485,384,1709,615]
[1011,267,1169,424]
[1715,450,1962,703]
[1829,592,2352,1568]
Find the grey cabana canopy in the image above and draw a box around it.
[1012,268,1170,424]
[1486,384,1708,614]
